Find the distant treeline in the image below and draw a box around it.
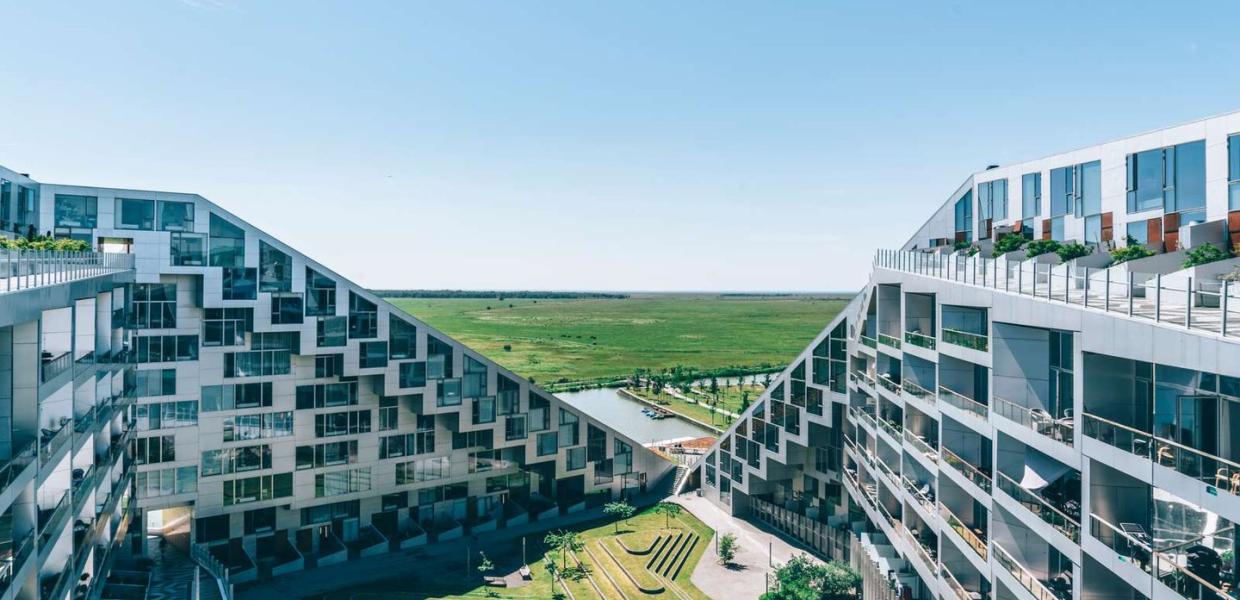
[374,289,630,300]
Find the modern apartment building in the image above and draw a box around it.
[0,164,672,600]
[693,110,1240,600]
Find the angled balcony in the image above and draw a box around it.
[941,305,989,353]
[992,324,1075,449]
[904,291,937,351]
[0,250,134,295]
[876,284,902,351]
[938,354,990,428]
[941,418,993,495]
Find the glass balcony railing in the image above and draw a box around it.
[37,494,70,549]
[860,335,877,349]
[1083,413,1151,457]
[876,375,901,395]
[1089,514,1152,573]
[941,563,990,600]
[878,333,902,349]
[0,530,35,596]
[993,543,1070,600]
[877,416,902,440]
[1083,413,1240,497]
[995,472,1080,542]
[40,352,72,383]
[993,396,1073,446]
[39,424,70,464]
[0,441,36,496]
[938,386,988,421]
[904,330,936,350]
[903,429,938,463]
[902,476,935,513]
[901,379,935,402]
[941,327,989,352]
[941,447,992,493]
[849,368,876,390]
[898,524,937,569]
[939,502,987,560]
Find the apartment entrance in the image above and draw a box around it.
[98,236,132,254]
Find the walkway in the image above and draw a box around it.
[146,535,197,600]
[671,493,822,600]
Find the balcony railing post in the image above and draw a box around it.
[1083,267,1090,308]
[1186,276,1193,328]
[1104,268,1110,312]
[1127,272,1134,316]
[1155,274,1162,323]
[1224,280,1230,337]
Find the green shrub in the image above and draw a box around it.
[953,239,971,251]
[1183,244,1230,268]
[1056,242,1093,262]
[0,236,90,252]
[965,245,979,257]
[1110,244,1154,265]
[1024,239,1061,258]
[992,234,1026,255]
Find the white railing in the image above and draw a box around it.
[0,250,133,293]
[876,248,1240,339]
[992,395,1073,446]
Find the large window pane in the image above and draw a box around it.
[116,198,155,230]
[209,213,246,267]
[55,194,97,228]
[159,201,195,231]
[259,241,292,292]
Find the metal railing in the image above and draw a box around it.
[992,396,1073,446]
[1,250,134,293]
[938,385,988,420]
[941,327,989,352]
[190,542,236,600]
[875,248,1240,339]
[1083,413,1240,496]
[992,543,1068,600]
[876,374,901,395]
[901,475,935,512]
[941,562,989,600]
[901,379,935,402]
[904,330,936,350]
[0,441,36,496]
[995,472,1080,542]
[940,446,992,492]
[40,352,72,383]
[0,530,35,596]
[877,415,902,440]
[939,502,987,560]
[903,429,938,463]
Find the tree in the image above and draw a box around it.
[709,377,719,394]
[477,551,495,577]
[603,501,636,534]
[653,502,682,529]
[740,390,751,412]
[760,554,860,600]
[544,530,583,570]
[717,533,738,565]
[763,373,773,388]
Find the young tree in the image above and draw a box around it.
[603,501,636,534]
[653,502,682,529]
[709,377,719,395]
[717,533,738,566]
[763,373,773,388]
[477,551,495,578]
[544,530,583,570]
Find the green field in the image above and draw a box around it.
[387,295,847,388]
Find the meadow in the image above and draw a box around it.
[387,294,848,389]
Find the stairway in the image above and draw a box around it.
[671,465,690,496]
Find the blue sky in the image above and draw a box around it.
[2,1,1238,291]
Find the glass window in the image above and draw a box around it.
[360,341,388,369]
[203,307,251,346]
[170,232,206,266]
[348,292,378,339]
[953,191,973,242]
[259,241,292,292]
[1022,172,1041,219]
[1085,214,1102,244]
[437,378,462,407]
[1172,140,1207,216]
[389,318,417,360]
[222,267,257,301]
[159,201,195,231]
[399,362,427,388]
[1230,134,1240,211]
[315,354,343,378]
[1050,166,1072,217]
[566,447,586,470]
[473,395,496,424]
[1127,140,1206,216]
[305,268,337,316]
[115,198,155,230]
[209,213,245,267]
[54,194,97,228]
[317,316,347,347]
[537,432,558,456]
[1080,160,1101,217]
[271,294,304,325]
[1126,220,1149,245]
[130,283,177,329]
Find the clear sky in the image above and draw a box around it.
[2,2,1238,292]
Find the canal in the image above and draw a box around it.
[556,387,714,446]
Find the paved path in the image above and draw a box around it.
[671,494,821,600]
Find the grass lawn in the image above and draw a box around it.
[311,506,715,600]
[387,294,846,388]
[624,388,740,430]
